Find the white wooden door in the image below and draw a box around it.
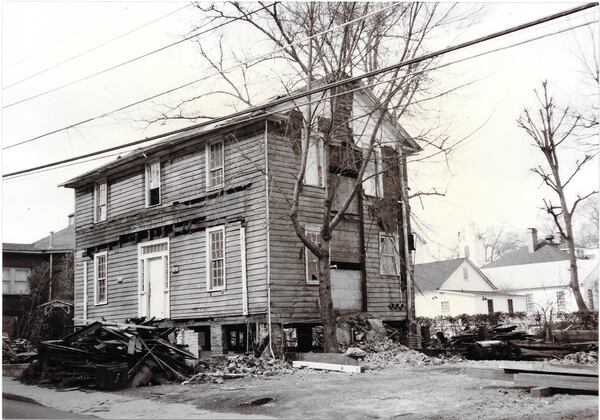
[148,256,166,319]
[331,269,362,311]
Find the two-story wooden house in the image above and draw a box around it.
[61,87,421,355]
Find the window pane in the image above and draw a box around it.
[304,138,322,186]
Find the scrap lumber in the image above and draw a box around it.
[292,360,363,373]
[513,373,598,392]
[499,361,598,377]
[464,367,514,381]
[530,387,553,398]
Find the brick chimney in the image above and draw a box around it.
[49,231,54,248]
[527,228,538,253]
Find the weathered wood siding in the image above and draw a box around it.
[266,130,407,323]
[73,127,269,323]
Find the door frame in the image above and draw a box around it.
[138,238,170,318]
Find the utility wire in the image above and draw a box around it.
[2,2,399,150]
[3,3,596,180]
[3,3,192,90]
[2,2,277,109]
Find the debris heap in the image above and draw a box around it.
[3,335,36,364]
[21,320,196,389]
[560,351,598,365]
[184,354,293,384]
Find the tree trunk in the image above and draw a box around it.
[318,245,338,352]
[562,211,589,312]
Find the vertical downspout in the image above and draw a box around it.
[240,224,249,316]
[264,120,274,358]
[83,260,88,323]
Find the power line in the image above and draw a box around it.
[2,2,277,109]
[3,3,596,179]
[3,3,192,90]
[2,3,399,150]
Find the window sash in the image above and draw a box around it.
[207,227,226,290]
[303,135,324,187]
[207,142,224,189]
[305,230,320,284]
[441,301,450,313]
[145,161,161,206]
[95,252,108,305]
[3,268,30,294]
[379,234,399,275]
[94,181,107,222]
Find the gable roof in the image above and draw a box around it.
[481,242,569,269]
[414,258,465,291]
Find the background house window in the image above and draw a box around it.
[379,233,399,275]
[462,267,469,281]
[305,228,320,285]
[94,180,107,222]
[207,226,225,290]
[94,252,108,305]
[145,161,161,206]
[556,290,566,310]
[525,293,535,312]
[304,136,324,187]
[207,141,224,189]
[364,148,383,198]
[588,289,595,310]
[441,301,450,314]
[2,267,30,295]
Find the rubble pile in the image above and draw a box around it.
[560,351,598,365]
[21,319,196,389]
[3,335,36,364]
[183,354,293,384]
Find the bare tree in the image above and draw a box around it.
[478,228,526,263]
[517,81,598,312]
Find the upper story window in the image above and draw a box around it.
[145,160,161,207]
[94,251,108,305]
[364,148,383,198]
[303,135,324,187]
[206,141,224,190]
[2,267,30,295]
[207,225,226,290]
[379,232,400,275]
[94,180,107,223]
[304,226,321,285]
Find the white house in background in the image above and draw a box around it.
[481,228,598,314]
[414,257,526,317]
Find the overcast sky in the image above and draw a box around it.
[1,2,598,263]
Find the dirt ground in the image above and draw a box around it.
[124,360,599,419]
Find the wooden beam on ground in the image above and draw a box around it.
[292,360,363,373]
[499,361,598,377]
[287,352,361,366]
[513,373,599,392]
[464,367,514,381]
[530,387,553,398]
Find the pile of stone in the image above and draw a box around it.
[184,354,293,384]
[560,351,598,365]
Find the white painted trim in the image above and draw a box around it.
[83,261,88,321]
[144,159,161,208]
[93,251,108,305]
[205,140,225,191]
[206,225,226,291]
[93,179,107,223]
[379,232,400,276]
[137,238,170,318]
[240,226,248,316]
[304,224,321,285]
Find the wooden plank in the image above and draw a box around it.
[513,373,598,391]
[499,361,598,377]
[530,387,553,398]
[292,360,363,373]
[288,352,360,366]
[464,367,514,381]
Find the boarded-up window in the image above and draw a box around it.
[207,226,225,290]
[95,252,108,305]
[305,228,320,284]
[379,233,399,275]
[2,268,30,295]
[94,180,107,222]
[145,161,161,206]
[304,136,324,187]
[363,148,383,198]
[207,141,224,189]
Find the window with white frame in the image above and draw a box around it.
[303,135,324,187]
[94,180,107,222]
[94,252,108,305]
[379,233,399,275]
[363,148,383,198]
[145,160,161,207]
[207,141,224,189]
[556,290,566,310]
[462,267,469,281]
[2,267,30,295]
[304,227,321,285]
[441,301,450,314]
[207,226,226,290]
[525,293,535,312]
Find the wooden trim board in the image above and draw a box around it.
[499,361,598,377]
[464,367,514,381]
[513,373,598,392]
[292,360,363,373]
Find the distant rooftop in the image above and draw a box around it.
[414,258,465,291]
[481,242,569,269]
[3,223,74,254]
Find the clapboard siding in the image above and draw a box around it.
[72,127,269,323]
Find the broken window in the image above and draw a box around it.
[2,267,30,295]
[304,227,320,285]
[207,141,224,189]
[441,301,450,314]
[207,226,225,290]
[525,293,535,312]
[303,135,324,187]
[556,290,566,310]
[379,233,399,276]
[95,251,108,305]
[94,180,107,222]
[363,148,383,198]
[145,160,161,207]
